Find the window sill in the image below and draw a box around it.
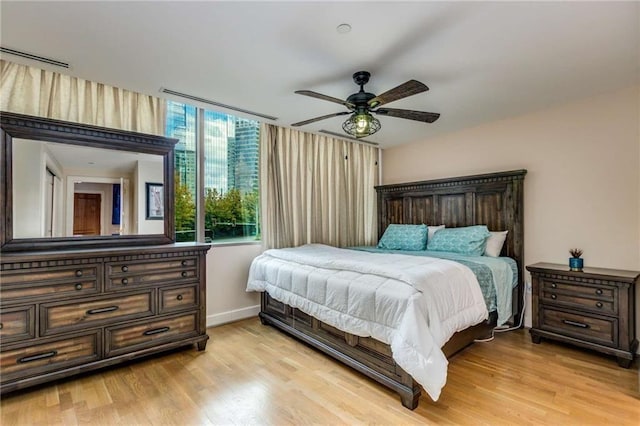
[208,240,262,248]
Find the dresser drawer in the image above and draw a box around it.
[540,278,616,314]
[539,306,617,347]
[0,306,35,343]
[1,265,99,304]
[105,312,198,357]
[40,291,154,335]
[0,332,100,383]
[159,285,198,314]
[105,258,198,291]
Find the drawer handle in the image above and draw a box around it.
[562,319,589,329]
[143,327,170,336]
[121,265,128,272]
[596,302,603,309]
[181,260,188,267]
[86,306,119,315]
[75,283,83,291]
[121,278,129,285]
[0,323,3,330]
[550,294,557,300]
[595,289,603,295]
[18,350,58,364]
[177,294,183,301]
[75,270,83,277]
[551,283,557,288]
[181,271,188,278]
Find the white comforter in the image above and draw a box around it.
[246,244,488,401]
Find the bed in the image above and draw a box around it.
[248,169,526,409]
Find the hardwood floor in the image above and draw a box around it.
[2,317,639,425]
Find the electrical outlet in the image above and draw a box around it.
[525,277,532,293]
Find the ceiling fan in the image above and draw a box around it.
[292,71,440,139]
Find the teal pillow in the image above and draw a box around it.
[426,225,490,256]
[377,224,427,251]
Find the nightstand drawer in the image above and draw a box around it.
[541,278,615,299]
[541,289,615,314]
[539,306,617,347]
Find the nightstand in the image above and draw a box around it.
[526,262,638,368]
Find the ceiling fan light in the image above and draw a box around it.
[342,112,381,138]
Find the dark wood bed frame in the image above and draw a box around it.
[259,169,526,409]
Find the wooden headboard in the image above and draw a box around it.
[375,169,527,322]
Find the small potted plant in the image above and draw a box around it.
[569,248,584,271]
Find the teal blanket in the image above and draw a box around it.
[349,247,517,326]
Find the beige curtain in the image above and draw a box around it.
[0,60,165,135]
[260,124,379,249]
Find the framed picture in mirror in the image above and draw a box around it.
[146,182,164,220]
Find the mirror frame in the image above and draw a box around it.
[1,112,177,252]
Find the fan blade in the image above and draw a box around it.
[295,90,355,109]
[374,108,440,123]
[368,80,428,107]
[291,111,351,127]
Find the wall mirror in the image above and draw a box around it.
[1,112,177,251]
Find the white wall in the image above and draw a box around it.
[12,139,43,238]
[205,243,263,327]
[136,160,164,234]
[382,86,640,335]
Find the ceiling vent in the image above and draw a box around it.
[319,130,379,146]
[0,47,69,68]
[160,88,278,121]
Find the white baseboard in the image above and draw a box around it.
[206,305,260,328]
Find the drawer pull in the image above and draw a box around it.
[181,271,188,278]
[551,283,557,288]
[177,294,183,301]
[18,350,58,364]
[562,319,589,329]
[596,302,603,308]
[121,265,128,272]
[75,270,83,277]
[595,289,603,295]
[181,260,188,267]
[550,294,557,300]
[86,306,119,315]
[143,327,170,336]
[75,283,83,291]
[0,323,3,330]
[121,278,129,285]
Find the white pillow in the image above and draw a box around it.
[428,225,445,242]
[484,230,508,257]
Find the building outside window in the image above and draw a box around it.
[166,101,260,243]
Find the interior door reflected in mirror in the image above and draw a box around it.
[12,138,163,239]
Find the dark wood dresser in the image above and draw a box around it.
[527,262,638,367]
[0,243,210,394]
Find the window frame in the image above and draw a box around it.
[167,101,261,246]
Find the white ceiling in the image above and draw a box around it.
[43,141,162,175]
[1,1,638,148]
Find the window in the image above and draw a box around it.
[166,101,260,244]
